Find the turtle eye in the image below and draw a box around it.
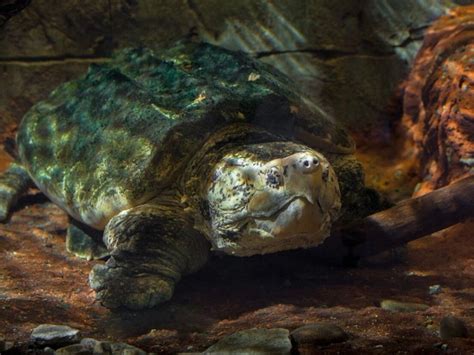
[265,167,283,188]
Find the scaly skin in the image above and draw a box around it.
[89,202,209,310]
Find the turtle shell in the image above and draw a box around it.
[17,41,353,229]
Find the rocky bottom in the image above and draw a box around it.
[1,136,474,354]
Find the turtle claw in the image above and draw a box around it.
[89,257,175,310]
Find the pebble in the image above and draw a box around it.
[433,342,448,351]
[380,299,429,312]
[425,317,436,330]
[108,342,147,355]
[290,323,349,348]
[429,285,442,295]
[79,338,99,349]
[55,344,90,355]
[439,315,468,339]
[204,328,292,354]
[31,324,81,347]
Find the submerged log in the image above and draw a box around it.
[402,6,474,196]
[316,175,474,264]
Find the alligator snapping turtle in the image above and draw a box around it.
[0,41,379,309]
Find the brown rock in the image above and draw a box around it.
[380,299,430,313]
[440,315,468,339]
[402,6,474,196]
[55,344,90,355]
[204,328,292,355]
[290,323,349,349]
[30,324,81,347]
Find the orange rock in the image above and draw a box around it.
[402,6,474,196]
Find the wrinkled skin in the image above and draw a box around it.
[205,143,341,256]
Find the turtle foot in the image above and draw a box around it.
[89,256,175,310]
[90,203,210,309]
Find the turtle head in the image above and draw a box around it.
[206,142,341,256]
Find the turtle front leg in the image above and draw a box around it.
[89,203,210,309]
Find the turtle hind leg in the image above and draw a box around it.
[89,203,210,310]
[0,162,32,222]
[66,219,109,260]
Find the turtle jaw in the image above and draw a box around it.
[233,196,336,256]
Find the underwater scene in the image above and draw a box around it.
[0,0,473,353]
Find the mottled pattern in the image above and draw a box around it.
[16,41,352,229]
[205,145,340,255]
[0,163,31,221]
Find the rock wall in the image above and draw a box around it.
[0,0,456,135]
